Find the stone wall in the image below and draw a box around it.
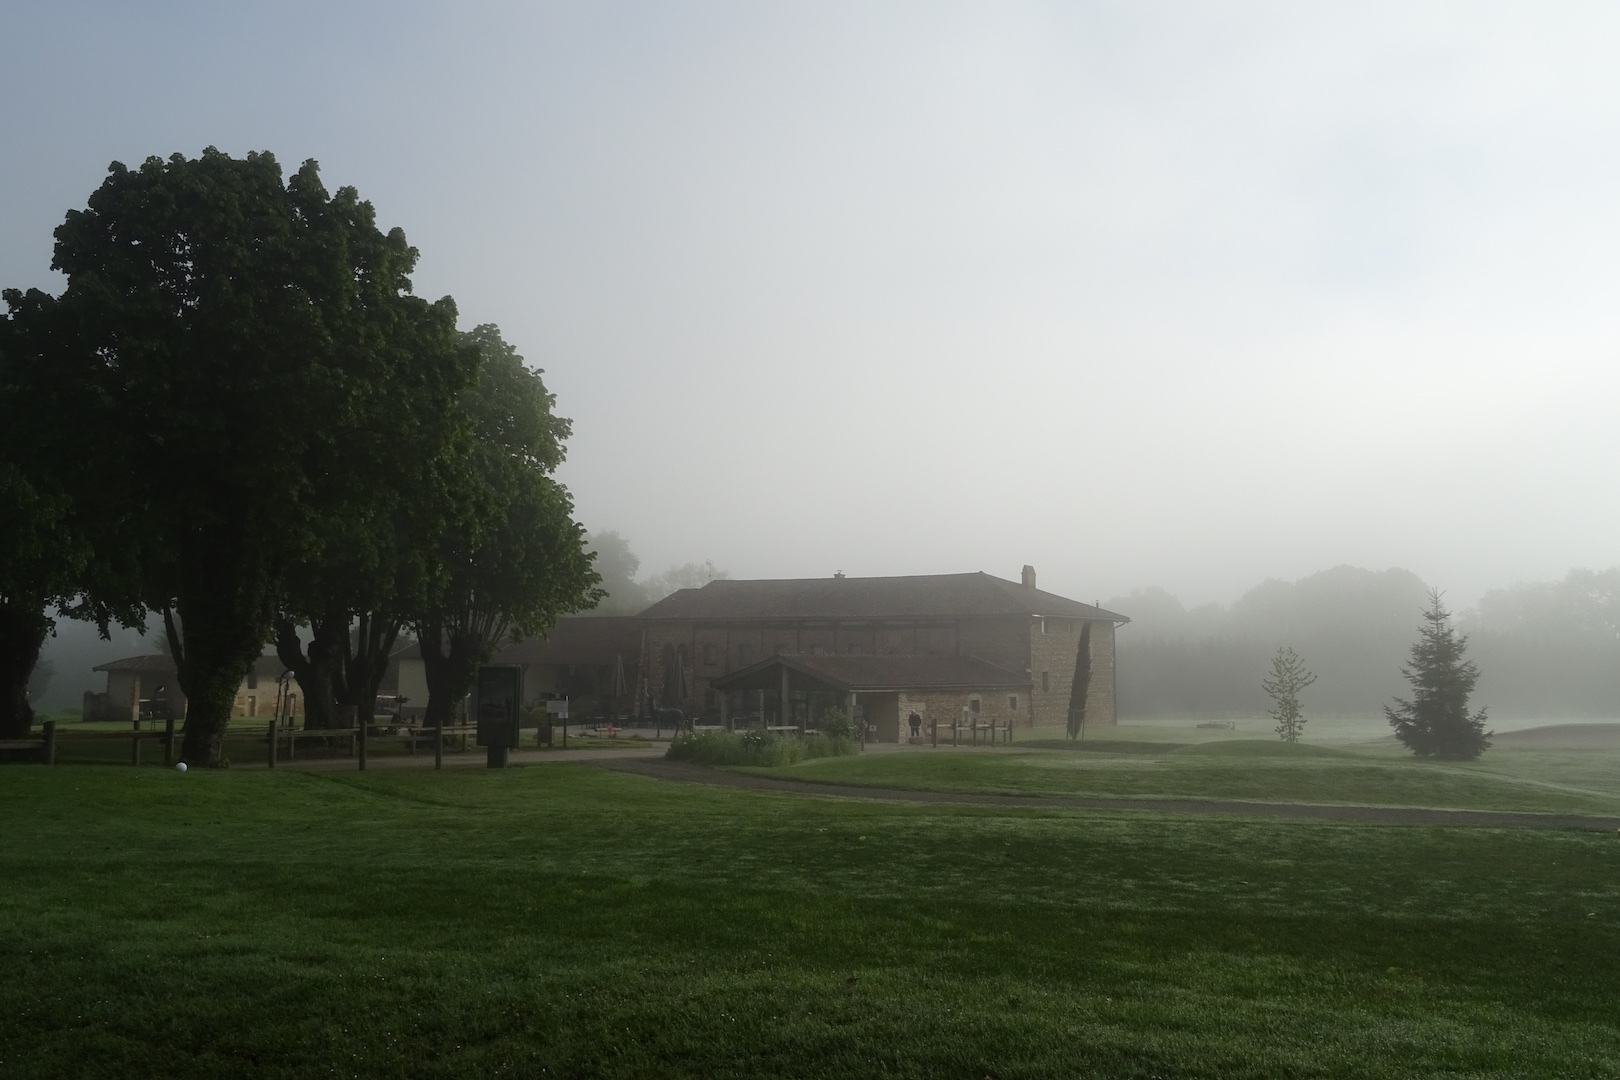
[1026,617,1118,730]
[1084,621,1117,725]
[893,688,1025,741]
[640,613,1116,725]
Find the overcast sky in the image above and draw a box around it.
[5,1,1620,609]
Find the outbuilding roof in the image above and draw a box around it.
[710,653,1029,694]
[487,616,642,667]
[638,572,1127,623]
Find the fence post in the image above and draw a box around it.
[163,712,176,765]
[131,722,142,766]
[267,717,277,769]
[931,718,937,748]
[434,717,444,771]
[42,720,56,765]
[357,719,367,771]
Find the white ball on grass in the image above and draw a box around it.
[174,762,187,772]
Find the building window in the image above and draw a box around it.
[702,643,717,666]
[246,670,258,690]
[1008,695,1019,711]
[1041,671,1050,693]
[969,697,980,714]
[738,644,753,666]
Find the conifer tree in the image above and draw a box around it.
[1385,590,1492,759]
[1262,646,1316,743]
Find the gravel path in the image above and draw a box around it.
[597,758,1620,833]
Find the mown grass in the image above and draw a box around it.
[760,740,1620,815]
[3,764,1620,1077]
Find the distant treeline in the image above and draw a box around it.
[1108,566,1620,720]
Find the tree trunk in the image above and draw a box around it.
[337,611,402,731]
[170,533,278,766]
[275,617,342,729]
[419,622,481,728]
[0,601,49,739]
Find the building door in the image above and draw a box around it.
[861,693,901,743]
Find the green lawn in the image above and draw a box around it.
[4,763,1620,1077]
[755,739,1620,815]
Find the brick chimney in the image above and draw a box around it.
[1021,565,1036,590]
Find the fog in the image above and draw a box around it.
[7,4,1620,614]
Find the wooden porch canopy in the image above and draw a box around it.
[711,654,1028,695]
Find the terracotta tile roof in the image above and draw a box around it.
[637,572,1127,622]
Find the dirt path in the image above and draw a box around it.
[246,745,666,771]
[597,758,1620,833]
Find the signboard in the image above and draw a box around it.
[475,666,523,748]
[545,699,569,720]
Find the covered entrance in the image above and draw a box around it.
[710,654,1028,743]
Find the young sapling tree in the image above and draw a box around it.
[1262,646,1316,743]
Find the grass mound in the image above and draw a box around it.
[1016,739,1184,755]
[1169,739,1355,759]
[665,729,860,767]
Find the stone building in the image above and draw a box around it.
[635,566,1127,740]
[85,654,303,723]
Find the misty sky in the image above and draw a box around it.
[5,2,1620,609]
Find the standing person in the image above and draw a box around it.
[908,711,922,740]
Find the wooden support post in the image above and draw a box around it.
[357,720,367,771]
[434,718,444,771]
[780,666,790,732]
[131,723,142,766]
[42,720,56,765]
[931,717,937,748]
[163,712,176,765]
[267,718,277,769]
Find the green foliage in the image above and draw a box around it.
[415,325,603,726]
[1066,621,1092,738]
[1386,591,1493,760]
[3,766,1620,1077]
[815,706,855,740]
[26,148,477,764]
[1262,646,1316,742]
[666,729,859,766]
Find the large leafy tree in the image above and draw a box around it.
[0,289,142,737]
[1385,591,1492,760]
[46,148,464,765]
[415,325,602,727]
[273,270,479,731]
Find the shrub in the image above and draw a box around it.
[816,707,856,740]
[665,729,860,767]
